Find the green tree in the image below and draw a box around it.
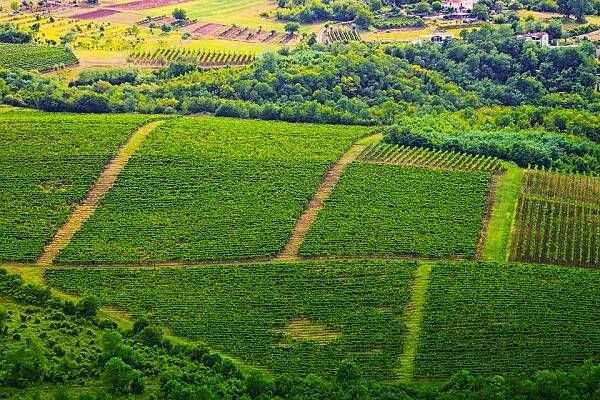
[432,0,443,10]
[558,0,571,17]
[0,308,7,334]
[569,0,592,20]
[77,295,100,318]
[103,357,133,393]
[414,1,432,13]
[472,3,490,19]
[172,8,187,20]
[284,22,300,35]
[2,341,47,388]
[355,8,374,28]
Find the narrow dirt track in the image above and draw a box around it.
[36,120,164,266]
[276,133,382,261]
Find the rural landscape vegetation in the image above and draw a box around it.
[0,0,599,396]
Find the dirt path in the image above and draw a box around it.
[36,120,164,266]
[276,133,382,261]
[397,261,433,380]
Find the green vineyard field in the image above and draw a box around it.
[56,117,373,264]
[509,169,600,267]
[300,164,491,258]
[44,259,417,379]
[128,48,255,67]
[358,142,503,173]
[0,111,153,262]
[0,42,78,71]
[415,262,600,377]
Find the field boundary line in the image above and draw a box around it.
[505,169,525,261]
[476,170,503,260]
[275,132,382,261]
[36,120,165,266]
[397,261,433,380]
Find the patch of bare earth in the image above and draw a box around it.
[276,317,341,343]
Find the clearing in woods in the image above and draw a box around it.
[36,120,165,265]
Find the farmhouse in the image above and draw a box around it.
[430,31,455,43]
[516,32,550,46]
[442,0,476,12]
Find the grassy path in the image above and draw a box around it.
[276,133,382,260]
[480,164,523,262]
[36,120,165,266]
[397,261,433,380]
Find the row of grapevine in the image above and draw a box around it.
[358,142,503,173]
[45,259,417,379]
[416,262,600,377]
[509,168,600,268]
[0,42,78,71]
[326,26,361,44]
[56,118,373,264]
[300,163,491,258]
[128,48,255,67]
[0,112,155,262]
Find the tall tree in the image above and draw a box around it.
[558,0,571,17]
[569,0,592,21]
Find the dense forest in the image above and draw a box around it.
[1,25,597,122]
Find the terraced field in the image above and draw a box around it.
[415,262,600,377]
[0,42,78,71]
[44,259,417,379]
[56,117,373,264]
[300,164,491,258]
[0,111,154,262]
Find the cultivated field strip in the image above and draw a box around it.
[37,121,164,265]
[44,259,417,379]
[277,134,381,260]
[300,164,492,258]
[0,42,78,71]
[358,142,503,173]
[509,169,600,268]
[0,112,155,262]
[128,48,255,67]
[56,118,374,264]
[415,262,600,377]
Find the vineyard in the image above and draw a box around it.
[128,48,255,67]
[56,117,373,264]
[509,168,600,268]
[44,259,417,379]
[415,262,600,377]
[358,142,503,173]
[0,112,154,262]
[0,42,77,71]
[299,163,491,258]
[325,26,361,44]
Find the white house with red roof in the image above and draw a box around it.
[442,0,476,12]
